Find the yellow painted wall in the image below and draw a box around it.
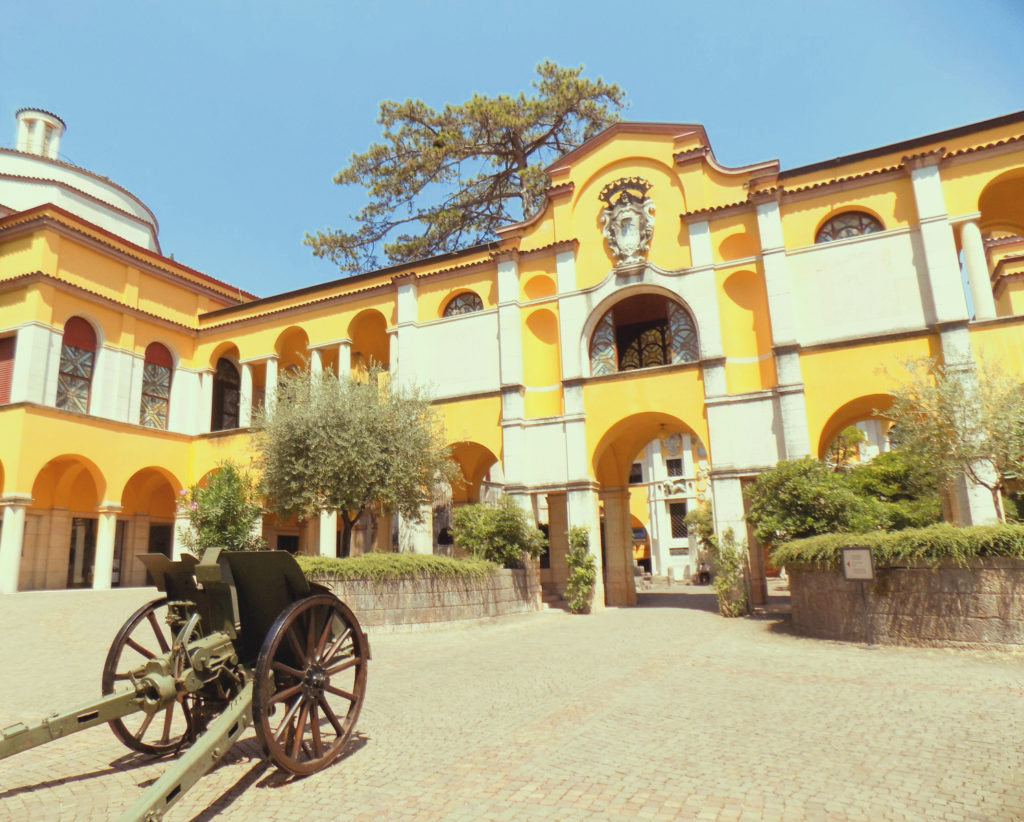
[800,334,939,457]
[416,269,497,320]
[522,305,562,418]
[717,266,776,392]
[779,181,917,249]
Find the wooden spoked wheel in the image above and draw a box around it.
[102,597,194,754]
[253,593,368,775]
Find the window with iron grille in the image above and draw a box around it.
[815,211,882,244]
[669,501,688,539]
[666,458,683,477]
[140,342,173,429]
[56,317,96,413]
[628,462,643,484]
[443,292,483,316]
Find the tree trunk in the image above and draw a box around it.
[338,513,355,558]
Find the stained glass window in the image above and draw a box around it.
[815,212,883,244]
[443,292,483,316]
[140,343,173,429]
[589,312,617,375]
[590,295,699,375]
[667,303,699,363]
[56,317,96,413]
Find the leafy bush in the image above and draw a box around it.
[178,461,265,554]
[684,503,747,616]
[745,457,880,543]
[296,552,498,583]
[842,450,941,531]
[564,526,597,614]
[450,495,547,568]
[712,528,748,617]
[771,522,1024,569]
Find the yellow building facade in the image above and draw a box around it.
[2,107,1024,606]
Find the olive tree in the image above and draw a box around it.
[883,358,1024,522]
[255,367,459,556]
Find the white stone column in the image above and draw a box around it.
[0,496,31,594]
[338,339,352,378]
[318,509,337,557]
[961,220,996,321]
[172,513,191,561]
[398,505,434,554]
[265,356,279,410]
[92,504,122,590]
[309,348,323,377]
[239,363,254,427]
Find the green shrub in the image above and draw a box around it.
[745,457,882,543]
[772,522,1024,569]
[712,528,748,618]
[842,450,942,530]
[296,552,498,583]
[178,461,265,554]
[564,526,597,614]
[450,495,547,568]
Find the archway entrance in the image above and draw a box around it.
[593,412,709,606]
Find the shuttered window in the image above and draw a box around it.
[0,336,14,405]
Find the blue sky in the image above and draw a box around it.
[3,0,1023,297]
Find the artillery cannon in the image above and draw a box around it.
[0,548,369,820]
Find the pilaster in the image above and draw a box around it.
[907,157,969,324]
[566,484,604,609]
[10,324,59,404]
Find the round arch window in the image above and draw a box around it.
[589,294,698,376]
[443,292,483,316]
[815,211,883,244]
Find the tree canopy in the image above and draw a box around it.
[255,367,459,556]
[882,357,1024,521]
[306,61,626,273]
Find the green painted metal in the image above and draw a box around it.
[115,680,254,822]
[1,548,367,819]
[0,689,141,759]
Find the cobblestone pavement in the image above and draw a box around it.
[1,584,1022,821]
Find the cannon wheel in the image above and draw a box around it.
[102,597,195,754]
[253,593,368,775]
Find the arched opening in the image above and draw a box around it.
[275,326,311,373]
[817,394,894,465]
[56,316,98,413]
[592,412,709,605]
[978,169,1024,314]
[589,294,698,376]
[119,467,181,586]
[348,310,390,375]
[439,442,503,557]
[140,342,173,429]
[24,455,104,590]
[211,357,241,431]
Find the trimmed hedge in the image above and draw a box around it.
[296,553,500,583]
[772,523,1024,569]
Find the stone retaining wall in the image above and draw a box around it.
[311,565,542,630]
[788,558,1024,648]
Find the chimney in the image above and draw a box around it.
[15,108,66,160]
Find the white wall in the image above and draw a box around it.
[412,311,501,399]
[788,231,929,346]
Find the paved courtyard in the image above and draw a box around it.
[1,584,1022,821]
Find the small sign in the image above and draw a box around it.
[842,546,874,581]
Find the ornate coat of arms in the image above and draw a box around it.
[599,177,655,267]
